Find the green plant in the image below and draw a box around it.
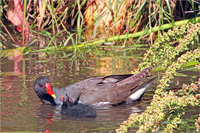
[116,23,200,133]
[117,49,200,133]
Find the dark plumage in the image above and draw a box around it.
[34,67,155,105]
[61,93,96,117]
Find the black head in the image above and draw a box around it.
[34,77,57,105]
[62,93,82,108]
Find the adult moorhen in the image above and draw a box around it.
[61,93,96,117]
[34,66,155,106]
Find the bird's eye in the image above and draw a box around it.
[39,84,43,88]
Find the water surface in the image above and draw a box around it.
[1,41,199,132]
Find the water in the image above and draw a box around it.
[0,42,199,132]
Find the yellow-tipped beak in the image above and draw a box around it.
[51,94,56,99]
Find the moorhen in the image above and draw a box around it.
[61,93,96,117]
[34,66,155,106]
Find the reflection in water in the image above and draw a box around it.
[33,104,59,132]
[1,46,199,132]
[0,51,144,132]
[32,101,144,132]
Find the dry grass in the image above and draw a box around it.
[1,0,199,41]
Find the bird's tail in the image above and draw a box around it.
[117,66,153,94]
[111,67,153,104]
[125,77,156,103]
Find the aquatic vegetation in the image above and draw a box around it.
[116,23,200,132]
[117,80,199,132]
[1,0,199,46]
[0,0,200,132]
[137,22,200,70]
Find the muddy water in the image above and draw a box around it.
[0,47,199,132]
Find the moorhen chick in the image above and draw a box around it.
[34,66,155,106]
[61,93,96,117]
